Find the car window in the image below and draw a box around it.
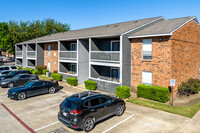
[43,81,49,85]
[90,98,100,106]
[83,101,91,107]
[62,99,78,110]
[11,66,17,69]
[20,75,30,78]
[4,67,9,70]
[34,81,43,87]
[24,82,35,87]
[0,68,4,70]
[2,71,10,74]
[100,96,111,104]
[13,75,21,79]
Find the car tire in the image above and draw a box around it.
[8,82,14,88]
[17,92,26,100]
[48,87,56,94]
[115,103,125,116]
[83,118,95,132]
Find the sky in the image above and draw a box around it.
[0,0,200,30]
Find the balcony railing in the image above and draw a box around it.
[59,51,77,60]
[27,51,36,58]
[90,51,120,62]
[16,51,22,58]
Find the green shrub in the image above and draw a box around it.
[115,86,131,98]
[32,70,42,75]
[51,73,62,81]
[66,77,77,86]
[84,80,97,90]
[137,84,169,103]
[178,78,200,96]
[22,68,34,73]
[42,69,49,75]
[17,66,22,70]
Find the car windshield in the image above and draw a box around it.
[62,99,79,110]
[24,82,35,87]
[13,75,21,79]
[7,71,16,76]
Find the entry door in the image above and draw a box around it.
[47,62,50,71]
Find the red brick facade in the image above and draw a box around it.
[131,20,200,93]
[44,42,58,73]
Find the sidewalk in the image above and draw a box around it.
[175,111,200,133]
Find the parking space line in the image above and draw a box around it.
[34,121,59,131]
[0,101,36,133]
[102,114,134,133]
[17,103,60,116]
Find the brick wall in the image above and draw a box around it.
[44,42,58,73]
[170,21,199,92]
[131,20,200,93]
[131,37,172,92]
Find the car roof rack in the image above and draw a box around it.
[70,91,101,99]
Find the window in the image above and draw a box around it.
[34,81,43,87]
[4,67,9,70]
[100,96,111,104]
[142,71,152,85]
[90,98,100,106]
[111,67,120,82]
[0,68,4,70]
[70,43,77,51]
[48,45,51,56]
[83,101,91,107]
[111,41,120,51]
[11,66,17,69]
[20,75,30,78]
[2,71,10,74]
[142,39,152,60]
[71,64,76,74]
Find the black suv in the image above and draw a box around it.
[58,91,125,132]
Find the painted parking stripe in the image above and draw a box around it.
[17,103,60,116]
[34,121,59,131]
[102,114,134,133]
[0,101,36,133]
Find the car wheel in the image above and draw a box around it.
[115,103,125,116]
[83,118,94,132]
[17,92,26,100]
[48,87,56,94]
[8,82,14,88]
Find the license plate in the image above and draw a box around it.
[63,112,68,116]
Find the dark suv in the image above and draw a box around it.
[58,91,125,132]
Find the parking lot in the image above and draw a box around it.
[0,84,136,133]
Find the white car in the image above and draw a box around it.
[0,65,18,72]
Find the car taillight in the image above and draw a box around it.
[70,110,82,115]
[59,103,61,108]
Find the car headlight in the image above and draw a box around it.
[1,82,7,84]
[11,92,16,94]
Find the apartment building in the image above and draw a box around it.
[15,16,200,93]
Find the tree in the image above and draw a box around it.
[0,19,70,56]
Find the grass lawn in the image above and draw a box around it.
[38,75,52,80]
[127,98,200,118]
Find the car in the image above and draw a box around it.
[0,65,17,72]
[0,74,39,88]
[7,80,59,100]
[58,91,126,132]
[0,70,31,81]
[0,70,13,76]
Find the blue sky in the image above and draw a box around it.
[0,0,200,30]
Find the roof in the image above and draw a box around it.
[128,16,196,38]
[17,17,163,44]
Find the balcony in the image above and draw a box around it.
[59,51,77,60]
[90,51,120,62]
[27,51,36,58]
[16,51,22,58]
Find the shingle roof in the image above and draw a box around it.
[17,16,162,44]
[128,16,196,38]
